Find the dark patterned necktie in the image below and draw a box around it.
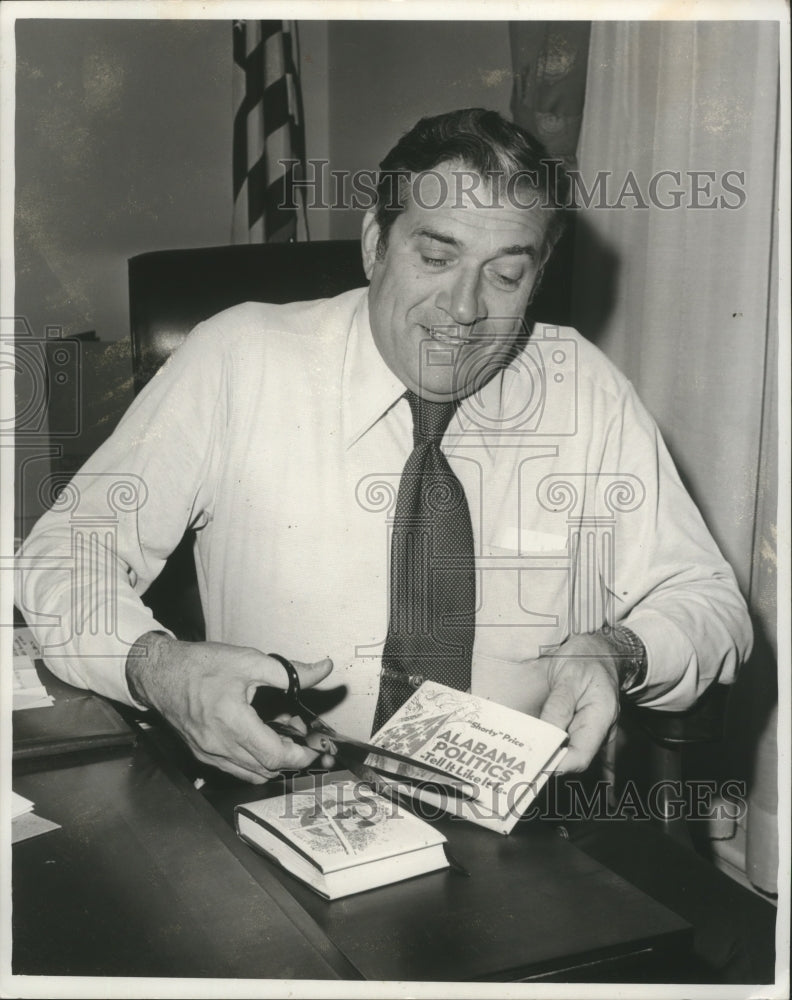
[371,390,476,733]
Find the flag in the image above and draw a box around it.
[232,20,306,243]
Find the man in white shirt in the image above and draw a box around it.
[16,109,752,784]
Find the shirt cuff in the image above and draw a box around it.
[617,608,700,710]
[34,605,174,709]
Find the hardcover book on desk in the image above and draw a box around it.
[229,765,694,981]
[236,773,449,899]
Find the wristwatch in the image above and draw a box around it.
[607,624,648,694]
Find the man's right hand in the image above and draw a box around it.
[126,632,334,784]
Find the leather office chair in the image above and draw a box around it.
[130,240,368,394]
[128,239,727,842]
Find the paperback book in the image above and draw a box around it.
[367,681,568,834]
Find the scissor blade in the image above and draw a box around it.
[307,718,477,792]
[268,720,477,801]
[341,756,407,804]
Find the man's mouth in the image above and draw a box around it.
[421,324,474,346]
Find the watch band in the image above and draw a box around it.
[125,630,170,708]
[607,624,648,693]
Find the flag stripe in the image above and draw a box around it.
[262,120,291,177]
[263,29,285,88]
[233,22,247,66]
[248,160,297,235]
[264,174,298,241]
[232,104,249,197]
[244,42,264,109]
[262,76,290,137]
[259,20,281,43]
[232,19,304,244]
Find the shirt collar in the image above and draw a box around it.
[341,290,508,458]
[342,291,408,449]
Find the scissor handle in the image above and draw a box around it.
[266,651,341,750]
[266,652,325,730]
[267,652,301,707]
[267,719,335,754]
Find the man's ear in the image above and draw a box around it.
[361,209,382,280]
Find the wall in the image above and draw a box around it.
[14,18,236,540]
[13,17,513,538]
[15,18,233,345]
[298,21,330,241]
[327,20,513,238]
[14,18,514,340]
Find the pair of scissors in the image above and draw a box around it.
[264,653,477,803]
[265,654,472,877]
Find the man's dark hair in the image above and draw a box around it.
[374,108,570,257]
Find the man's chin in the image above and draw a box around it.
[407,377,475,404]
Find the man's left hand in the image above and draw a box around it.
[534,632,622,773]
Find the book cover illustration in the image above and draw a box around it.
[242,778,445,873]
[288,783,385,859]
[368,682,567,820]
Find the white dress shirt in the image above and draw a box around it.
[16,288,752,735]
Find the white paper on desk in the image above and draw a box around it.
[13,665,48,695]
[12,811,61,844]
[12,791,35,818]
[12,691,55,711]
[13,627,41,661]
[12,627,54,710]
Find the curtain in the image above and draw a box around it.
[744,192,778,893]
[571,21,779,893]
[509,22,590,328]
[509,22,591,169]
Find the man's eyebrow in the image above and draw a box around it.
[412,227,460,248]
[412,227,538,258]
[499,244,538,259]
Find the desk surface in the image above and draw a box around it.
[12,725,692,983]
[12,746,356,980]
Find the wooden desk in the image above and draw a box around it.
[12,725,692,982]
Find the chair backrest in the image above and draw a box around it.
[128,240,367,392]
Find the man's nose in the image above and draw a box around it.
[436,268,487,326]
